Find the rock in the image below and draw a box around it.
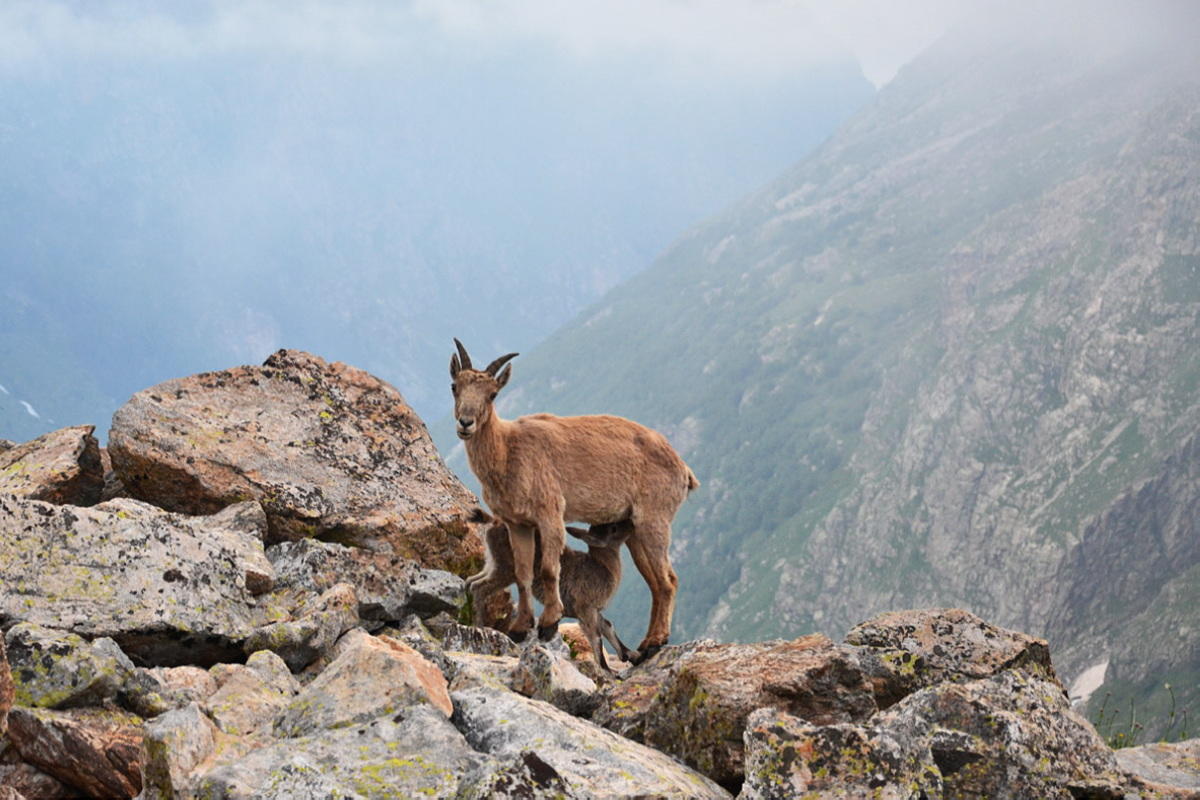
[906,670,1126,799]
[0,496,271,666]
[274,629,451,737]
[5,623,139,709]
[445,652,520,692]
[0,438,13,452]
[740,705,942,800]
[595,634,876,786]
[99,446,127,501]
[244,582,360,671]
[1116,739,1200,795]
[204,651,299,736]
[137,665,219,714]
[0,635,11,735]
[440,619,519,657]
[844,608,1059,707]
[265,536,464,622]
[138,702,218,800]
[739,668,1129,799]
[510,643,600,717]
[7,706,143,799]
[452,686,733,799]
[195,704,486,800]
[0,425,103,505]
[108,349,482,572]
[457,750,589,800]
[0,753,73,800]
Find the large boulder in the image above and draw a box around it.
[452,686,733,799]
[740,669,1129,800]
[6,706,144,799]
[1115,739,1200,797]
[204,651,299,736]
[108,349,481,573]
[595,634,877,787]
[5,623,136,709]
[0,495,272,666]
[243,582,361,671]
[740,704,942,800]
[195,704,487,800]
[265,536,465,623]
[844,607,1059,707]
[273,629,452,738]
[0,425,103,505]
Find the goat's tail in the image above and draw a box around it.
[685,466,700,493]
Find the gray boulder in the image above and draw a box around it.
[5,623,135,709]
[108,349,481,573]
[452,686,733,799]
[195,704,485,800]
[0,495,272,666]
[0,425,103,505]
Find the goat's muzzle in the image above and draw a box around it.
[456,419,476,439]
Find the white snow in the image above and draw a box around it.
[0,382,9,394]
[19,400,40,419]
[1069,658,1109,707]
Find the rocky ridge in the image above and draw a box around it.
[0,353,1197,798]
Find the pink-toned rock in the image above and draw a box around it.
[0,425,103,505]
[7,706,143,799]
[108,349,482,573]
[595,634,876,786]
[274,629,452,737]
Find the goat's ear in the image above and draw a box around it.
[495,364,512,389]
[450,353,461,378]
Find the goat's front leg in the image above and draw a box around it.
[535,516,566,641]
[507,523,537,642]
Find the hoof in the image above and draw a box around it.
[507,628,532,644]
[630,643,662,665]
[537,620,560,642]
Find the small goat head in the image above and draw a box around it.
[450,338,517,440]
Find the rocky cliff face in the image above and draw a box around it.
[491,2,1200,735]
[2,355,1198,798]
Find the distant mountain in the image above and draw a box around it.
[0,38,871,442]
[488,2,1200,737]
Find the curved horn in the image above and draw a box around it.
[485,352,519,376]
[453,338,473,371]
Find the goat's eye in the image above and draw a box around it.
[489,392,497,402]
[450,384,458,396]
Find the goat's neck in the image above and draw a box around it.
[465,411,511,493]
[588,545,623,580]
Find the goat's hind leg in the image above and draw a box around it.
[598,614,639,665]
[626,520,678,664]
[577,608,612,674]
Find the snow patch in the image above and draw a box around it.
[19,400,40,419]
[1069,658,1109,707]
[0,382,9,395]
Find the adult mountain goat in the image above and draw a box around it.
[450,339,698,660]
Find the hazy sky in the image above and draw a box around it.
[0,0,969,86]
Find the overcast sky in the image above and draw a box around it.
[0,0,969,86]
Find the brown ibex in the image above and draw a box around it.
[467,507,638,672]
[450,339,698,661]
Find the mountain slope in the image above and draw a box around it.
[493,3,1200,735]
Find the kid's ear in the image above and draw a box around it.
[495,364,512,389]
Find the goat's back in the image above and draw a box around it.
[509,413,693,520]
